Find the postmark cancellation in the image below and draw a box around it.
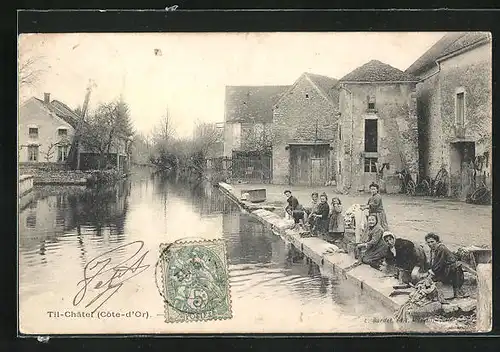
[158,238,232,323]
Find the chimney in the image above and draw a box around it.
[44,93,50,104]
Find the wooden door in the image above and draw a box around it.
[311,158,326,186]
[290,146,311,185]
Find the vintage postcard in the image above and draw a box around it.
[18,31,492,334]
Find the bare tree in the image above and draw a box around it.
[241,123,275,152]
[193,121,223,158]
[153,108,176,145]
[42,142,57,162]
[80,101,122,169]
[18,50,45,89]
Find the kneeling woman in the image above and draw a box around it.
[356,214,388,269]
[383,232,427,285]
[425,232,466,298]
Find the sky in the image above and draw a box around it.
[19,32,446,138]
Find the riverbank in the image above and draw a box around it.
[218,182,481,330]
[19,164,129,186]
[228,182,492,250]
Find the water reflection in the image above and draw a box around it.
[19,168,395,333]
[19,181,131,255]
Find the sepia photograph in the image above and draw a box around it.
[17,31,492,334]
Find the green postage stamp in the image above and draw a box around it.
[158,238,232,323]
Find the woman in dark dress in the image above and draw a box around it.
[361,182,389,231]
[327,197,344,242]
[310,192,330,236]
[383,232,427,285]
[356,214,388,269]
[425,232,466,298]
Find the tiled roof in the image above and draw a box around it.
[340,60,418,83]
[224,85,289,123]
[304,72,339,104]
[34,97,80,128]
[406,32,491,76]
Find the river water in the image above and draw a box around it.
[19,167,396,334]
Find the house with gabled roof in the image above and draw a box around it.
[223,85,289,181]
[272,72,340,185]
[337,60,420,192]
[19,92,131,172]
[19,93,78,165]
[406,32,492,200]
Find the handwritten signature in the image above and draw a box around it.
[73,241,150,313]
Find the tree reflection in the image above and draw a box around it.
[18,180,131,256]
[67,180,130,237]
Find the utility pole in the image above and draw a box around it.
[81,79,97,120]
[75,79,97,170]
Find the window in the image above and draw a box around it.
[456,91,465,127]
[28,145,39,162]
[364,119,378,152]
[305,94,309,99]
[29,127,38,139]
[364,157,378,173]
[338,160,342,174]
[367,95,376,110]
[57,145,69,162]
[58,128,68,137]
[338,125,342,140]
[26,213,36,228]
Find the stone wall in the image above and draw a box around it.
[339,83,419,192]
[272,76,339,184]
[416,70,441,178]
[19,163,88,185]
[416,42,492,196]
[223,122,241,157]
[19,175,34,196]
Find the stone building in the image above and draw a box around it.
[223,85,289,157]
[406,32,492,200]
[19,93,131,172]
[337,60,420,192]
[272,72,339,185]
[223,85,289,181]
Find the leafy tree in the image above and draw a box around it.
[115,98,135,137]
[79,101,121,169]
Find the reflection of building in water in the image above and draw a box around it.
[19,180,131,253]
[223,212,273,265]
[19,190,74,238]
[67,180,130,237]
[191,183,233,216]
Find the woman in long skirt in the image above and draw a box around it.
[310,192,330,236]
[327,197,344,243]
[356,214,388,269]
[361,182,389,231]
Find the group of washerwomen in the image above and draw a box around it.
[283,182,467,299]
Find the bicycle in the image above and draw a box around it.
[431,166,449,197]
[466,174,491,205]
[395,169,416,196]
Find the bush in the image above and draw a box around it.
[87,168,122,186]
